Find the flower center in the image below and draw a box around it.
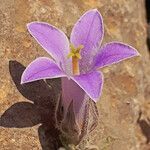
[68,44,84,75]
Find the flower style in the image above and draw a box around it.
[21,9,139,127]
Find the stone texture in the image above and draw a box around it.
[0,0,150,149]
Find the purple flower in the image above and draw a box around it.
[21,9,139,127]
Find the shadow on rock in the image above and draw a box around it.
[137,111,150,144]
[0,60,62,149]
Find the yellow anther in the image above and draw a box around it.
[75,53,81,59]
[76,45,84,52]
[67,52,75,58]
[70,44,76,52]
[68,44,84,75]
[68,44,84,59]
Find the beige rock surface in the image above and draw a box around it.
[0,0,150,149]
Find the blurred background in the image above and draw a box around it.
[0,0,150,150]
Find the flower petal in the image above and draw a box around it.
[70,9,104,73]
[93,42,140,69]
[61,77,86,113]
[61,77,89,125]
[27,22,71,72]
[71,71,103,102]
[21,57,66,84]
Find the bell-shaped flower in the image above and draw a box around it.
[21,9,139,144]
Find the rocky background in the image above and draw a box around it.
[0,0,150,150]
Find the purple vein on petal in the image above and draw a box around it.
[71,71,104,102]
[83,11,99,48]
[27,22,71,73]
[24,67,56,81]
[21,57,66,84]
[70,9,104,73]
[92,42,140,69]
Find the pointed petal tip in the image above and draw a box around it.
[26,22,34,29]
[20,81,24,85]
[20,81,28,85]
[127,44,141,57]
[26,22,46,31]
[88,8,99,13]
[135,49,141,56]
[20,75,41,84]
[20,79,34,85]
[92,72,104,103]
[20,72,32,84]
[87,8,102,17]
[88,93,101,103]
[20,75,27,84]
[72,71,104,102]
[26,22,36,32]
[20,78,29,85]
[20,72,25,84]
[27,22,40,30]
[20,75,42,84]
[91,8,98,11]
[92,98,99,103]
[26,22,31,27]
